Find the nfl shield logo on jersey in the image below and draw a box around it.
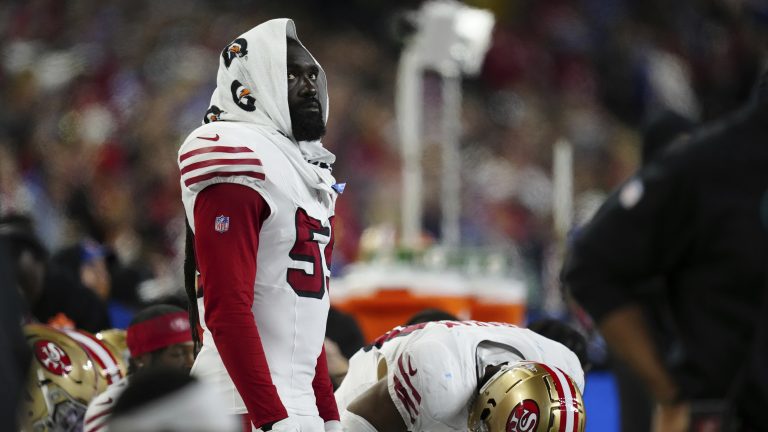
[214,215,230,233]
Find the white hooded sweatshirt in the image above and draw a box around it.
[178,18,340,429]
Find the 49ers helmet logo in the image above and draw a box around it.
[33,340,73,376]
[222,38,248,68]
[506,400,539,432]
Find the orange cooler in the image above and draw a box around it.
[333,289,473,343]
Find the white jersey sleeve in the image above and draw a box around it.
[334,347,382,413]
[386,337,476,432]
[83,377,129,432]
[178,122,275,232]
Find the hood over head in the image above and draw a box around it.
[199,18,338,204]
[204,19,329,143]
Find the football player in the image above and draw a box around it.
[178,18,341,432]
[107,367,237,432]
[335,320,587,432]
[83,304,194,432]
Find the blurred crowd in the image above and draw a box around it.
[1,0,767,324]
[3,1,768,430]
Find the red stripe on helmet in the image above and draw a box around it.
[537,362,571,432]
[561,366,581,431]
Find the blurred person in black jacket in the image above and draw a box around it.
[721,193,768,431]
[0,214,110,332]
[562,70,768,432]
[52,240,112,302]
[0,234,31,431]
[605,110,696,432]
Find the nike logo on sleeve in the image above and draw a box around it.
[197,134,220,141]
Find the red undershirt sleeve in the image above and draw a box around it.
[193,183,287,428]
[313,345,340,422]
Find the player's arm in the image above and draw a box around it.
[599,305,689,432]
[194,183,289,429]
[84,389,116,432]
[313,344,341,430]
[343,378,407,432]
[344,339,461,432]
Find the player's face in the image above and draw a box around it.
[286,39,325,141]
[155,342,195,372]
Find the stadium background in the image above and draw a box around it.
[2,0,766,430]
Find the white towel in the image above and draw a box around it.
[203,18,337,205]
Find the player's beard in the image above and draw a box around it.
[290,107,326,142]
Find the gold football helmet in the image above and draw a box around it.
[20,324,100,432]
[96,329,129,368]
[90,329,128,392]
[468,361,586,432]
[59,328,127,394]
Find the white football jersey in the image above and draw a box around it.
[335,321,584,432]
[180,120,337,416]
[84,377,128,432]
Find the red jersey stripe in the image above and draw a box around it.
[184,170,265,187]
[181,158,262,175]
[85,408,112,424]
[397,354,422,403]
[179,146,253,162]
[392,375,418,423]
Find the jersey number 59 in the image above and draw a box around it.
[287,208,334,299]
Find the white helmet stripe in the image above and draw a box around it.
[552,366,577,432]
[562,366,582,430]
[64,330,122,384]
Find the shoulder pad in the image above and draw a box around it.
[178,128,265,189]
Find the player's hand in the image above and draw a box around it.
[258,417,300,432]
[652,402,690,432]
[324,420,343,431]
